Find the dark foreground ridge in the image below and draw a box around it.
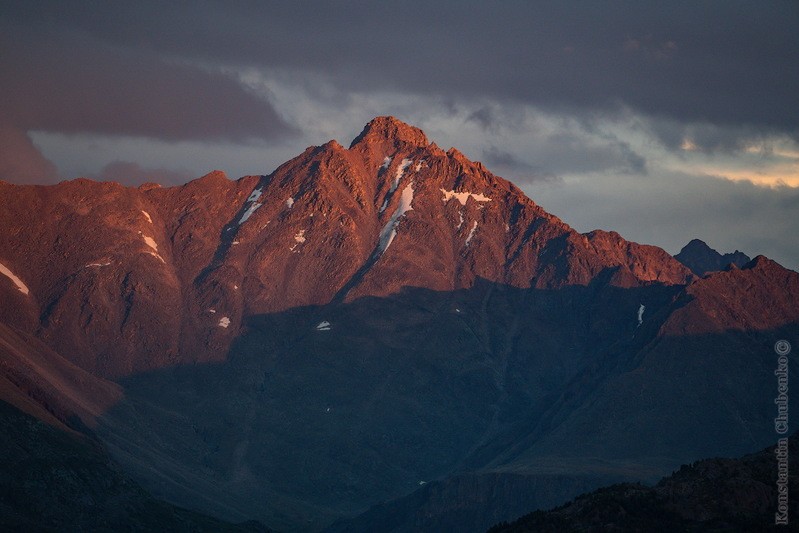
[488,434,799,532]
[0,400,270,532]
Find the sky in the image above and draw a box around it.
[1,1,798,268]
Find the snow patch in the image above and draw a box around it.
[142,235,158,252]
[637,304,645,326]
[146,251,166,263]
[86,261,111,268]
[414,160,424,172]
[378,198,389,214]
[247,187,263,203]
[218,317,231,328]
[286,197,295,209]
[0,261,30,295]
[380,156,392,170]
[208,308,216,314]
[456,210,464,230]
[316,321,331,331]
[290,229,306,252]
[141,235,166,262]
[440,189,492,206]
[389,158,412,193]
[239,202,262,224]
[141,210,152,224]
[378,182,415,254]
[465,221,478,246]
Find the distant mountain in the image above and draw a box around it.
[675,238,751,276]
[488,434,798,532]
[1,117,797,531]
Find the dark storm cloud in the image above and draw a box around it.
[0,124,60,184]
[6,1,795,140]
[481,146,558,184]
[0,25,295,142]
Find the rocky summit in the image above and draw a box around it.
[1,117,797,531]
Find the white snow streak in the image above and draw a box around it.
[146,251,166,263]
[440,189,492,206]
[316,321,331,331]
[465,221,478,246]
[456,210,464,230]
[141,210,152,224]
[247,187,263,203]
[239,202,262,224]
[390,158,412,193]
[141,235,165,262]
[218,317,231,328]
[290,229,306,252]
[378,182,415,254]
[0,261,29,295]
[142,235,158,252]
[380,156,392,170]
[86,262,111,268]
[637,304,645,326]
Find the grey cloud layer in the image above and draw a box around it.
[0,26,295,142]
[6,1,796,139]
[528,172,799,268]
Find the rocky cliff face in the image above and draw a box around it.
[0,116,694,378]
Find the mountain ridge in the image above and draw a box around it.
[1,116,797,531]
[1,116,696,378]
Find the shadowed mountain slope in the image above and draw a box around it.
[0,117,796,531]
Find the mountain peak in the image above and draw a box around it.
[349,116,429,148]
[675,238,751,276]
